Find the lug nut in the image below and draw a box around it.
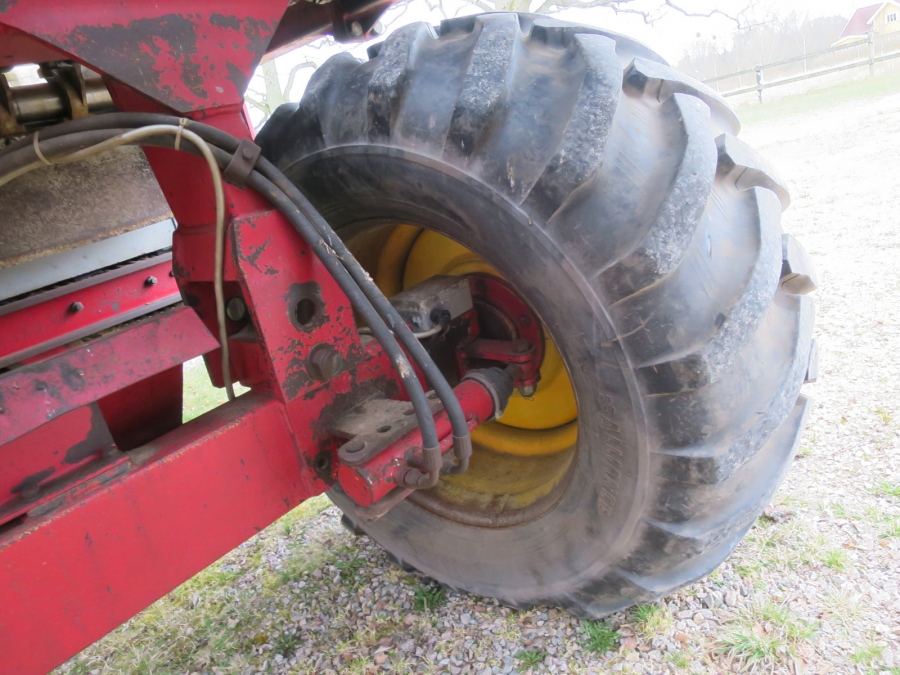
[518,384,536,398]
[226,296,248,322]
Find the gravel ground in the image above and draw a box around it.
[56,85,900,675]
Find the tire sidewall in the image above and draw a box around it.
[289,145,650,606]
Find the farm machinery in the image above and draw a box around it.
[0,2,816,672]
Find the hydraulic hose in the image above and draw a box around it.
[1,113,473,475]
[0,124,446,467]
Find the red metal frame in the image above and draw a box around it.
[0,254,180,368]
[338,378,496,507]
[0,3,502,673]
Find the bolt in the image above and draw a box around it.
[518,384,537,398]
[307,344,344,381]
[68,301,84,313]
[144,276,158,286]
[168,270,175,277]
[350,20,364,36]
[343,438,367,455]
[226,296,248,322]
[242,147,254,160]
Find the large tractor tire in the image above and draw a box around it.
[256,13,816,616]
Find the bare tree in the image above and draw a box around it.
[246,37,343,124]
[415,0,754,27]
[677,11,846,81]
[249,0,754,125]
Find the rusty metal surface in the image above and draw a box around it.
[0,392,313,675]
[332,395,443,466]
[0,146,172,268]
[265,0,394,58]
[337,378,497,508]
[0,1,287,112]
[0,305,217,446]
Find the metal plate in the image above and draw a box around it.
[0,146,172,269]
[0,218,175,302]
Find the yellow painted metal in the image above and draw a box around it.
[345,223,577,509]
[373,224,421,297]
[400,229,577,456]
[436,443,576,509]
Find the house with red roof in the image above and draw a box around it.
[833,2,900,46]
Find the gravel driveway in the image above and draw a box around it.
[57,84,900,675]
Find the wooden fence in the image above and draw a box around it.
[702,32,900,102]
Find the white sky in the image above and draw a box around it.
[259,0,864,111]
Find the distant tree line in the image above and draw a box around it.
[677,13,847,80]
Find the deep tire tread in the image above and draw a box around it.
[257,12,814,619]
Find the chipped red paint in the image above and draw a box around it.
[0,305,218,447]
[0,4,501,673]
[0,1,289,112]
[0,403,116,521]
[338,378,496,507]
[0,392,313,675]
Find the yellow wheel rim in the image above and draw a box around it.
[347,223,577,514]
[378,227,577,457]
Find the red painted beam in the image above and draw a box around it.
[0,391,318,675]
[0,305,218,446]
[0,256,181,368]
[0,1,289,112]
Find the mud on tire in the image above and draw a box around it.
[257,12,816,617]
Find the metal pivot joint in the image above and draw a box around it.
[334,368,513,517]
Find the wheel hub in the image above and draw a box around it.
[346,223,578,523]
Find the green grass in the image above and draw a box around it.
[821,588,867,632]
[822,548,849,571]
[737,71,900,126]
[182,357,250,422]
[412,583,447,612]
[718,601,817,670]
[851,640,885,666]
[665,650,691,670]
[272,629,303,658]
[874,407,893,424]
[875,481,900,498]
[630,603,673,637]
[882,519,900,539]
[515,649,547,669]
[580,619,619,655]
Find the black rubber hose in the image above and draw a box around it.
[0,127,442,457]
[241,168,442,462]
[5,113,473,472]
[252,156,473,474]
